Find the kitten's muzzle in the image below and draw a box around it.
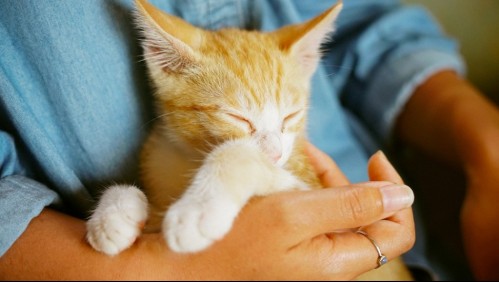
[256,132,282,164]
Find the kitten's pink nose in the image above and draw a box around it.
[257,132,282,164]
[269,151,282,163]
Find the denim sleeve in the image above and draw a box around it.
[0,132,59,256]
[337,5,466,142]
[0,0,149,257]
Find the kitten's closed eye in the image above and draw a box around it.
[282,109,303,132]
[225,112,256,134]
[224,109,304,134]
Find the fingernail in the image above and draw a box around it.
[380,184,414,212]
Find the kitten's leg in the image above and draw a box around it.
[86,184,149,256]
[164,139,304,253]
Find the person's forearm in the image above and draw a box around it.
[396,70,499,169]
[395,70,499,280]
[0,208,183,280]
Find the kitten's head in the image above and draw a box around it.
[135,0,342,166]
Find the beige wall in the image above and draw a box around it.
[404,0,499,103]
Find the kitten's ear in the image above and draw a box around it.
[134,0,202,72]
[272,1,343,76]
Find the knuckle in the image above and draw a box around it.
[340,188,383,223]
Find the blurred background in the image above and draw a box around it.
[404,0,499,104]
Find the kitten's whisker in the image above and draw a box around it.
[141,113,173,129]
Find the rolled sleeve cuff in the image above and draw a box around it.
[363,49,466,142]
[0,175,60,256]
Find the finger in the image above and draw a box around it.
[270,181,414,242]
[368,151,403,184]
[304,141,350,187]
[321,218,415,277]
[367,151,414,223]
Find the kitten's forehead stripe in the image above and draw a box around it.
[274,56,283,108]
[202,30,285,110]
[163,102,221,112]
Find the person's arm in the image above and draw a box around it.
[0,148,415,280]
[395,70,499,280]
[0,208,183,280]
[0,131,61,257]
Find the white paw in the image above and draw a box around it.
[263,167,310,194]
[86,184,148,256]
[163,195,239,253]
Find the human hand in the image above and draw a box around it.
[170,143,414,280]
[0,143,414,280]
[305,142,416,280]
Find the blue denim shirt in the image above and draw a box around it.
[0,0,464,278]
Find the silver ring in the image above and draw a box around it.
[356,230,388,268]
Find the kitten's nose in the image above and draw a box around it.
[268,149,282,163]
[257,132,282,164]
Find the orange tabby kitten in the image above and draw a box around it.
[86,0,335,254]
[85,2,412,280]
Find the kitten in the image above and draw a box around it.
[86,0,341,255]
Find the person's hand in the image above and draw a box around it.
[0,144,415,280]
[305,142,416,280]
[176,142,415,280]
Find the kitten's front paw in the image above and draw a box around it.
[163,195,239,253]
[86,185,148,256]
[269,168,310,193]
